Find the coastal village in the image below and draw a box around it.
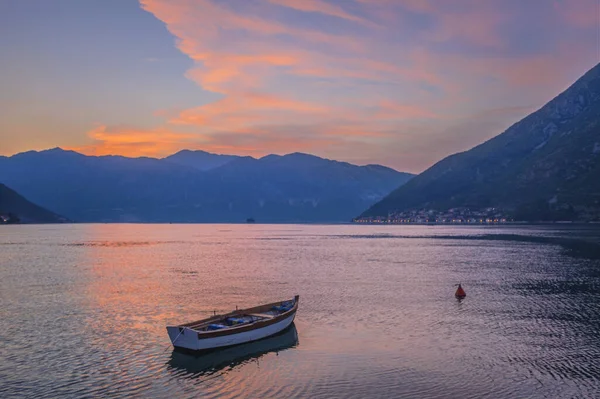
[354,207,511,224]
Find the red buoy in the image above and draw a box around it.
[455,283,466,299]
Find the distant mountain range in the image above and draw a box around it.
[361,63,600,222]
[0,150,412,223]
[0,183,67,223]
[164,149,239,171]
[7,61,598,225]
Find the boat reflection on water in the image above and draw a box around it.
[167,323,298,376]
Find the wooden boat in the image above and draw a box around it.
[167,295,299,352]
[168,324,298,375]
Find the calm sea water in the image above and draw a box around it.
[1,224,599,398]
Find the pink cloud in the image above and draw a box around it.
[267,0,369,24]
[64,0,598,172]
[555,0,600,28]
[376,100,439,120]
[172,91,331,131]
[429,8,507,48]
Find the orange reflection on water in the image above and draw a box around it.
[80,225,193,341]
[79,224,292,339]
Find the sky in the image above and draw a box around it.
[0,0,598,173]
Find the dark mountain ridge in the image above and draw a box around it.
[361,63,600,221]
[0,183,67,223]
[164,149,239,171]
[0,148,413,223]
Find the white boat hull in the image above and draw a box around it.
[167,311,297,351]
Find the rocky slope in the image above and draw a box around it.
[361,63,600,221]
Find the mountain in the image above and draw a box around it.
[164,149,239,171]
[196,153,412,222]
[0,183,68,223]
[361,63,600,222]
[0,148,413,223]
[0,148,204,222]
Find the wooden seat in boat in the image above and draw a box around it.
[248,313,276,319]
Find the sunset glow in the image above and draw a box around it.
[1,0,598,172]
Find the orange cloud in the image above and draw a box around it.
[138,0,454,136]
[69,123,362,160]
[184,52,300,93]
[65,0,594,172]
[139,0,369,99]
[172,91,330,131]
[140,0,363,53]
[139,0,451,93]
[69,125,203,157]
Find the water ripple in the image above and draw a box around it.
[1,224,599,398]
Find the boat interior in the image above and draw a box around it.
[183,298,296,333]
